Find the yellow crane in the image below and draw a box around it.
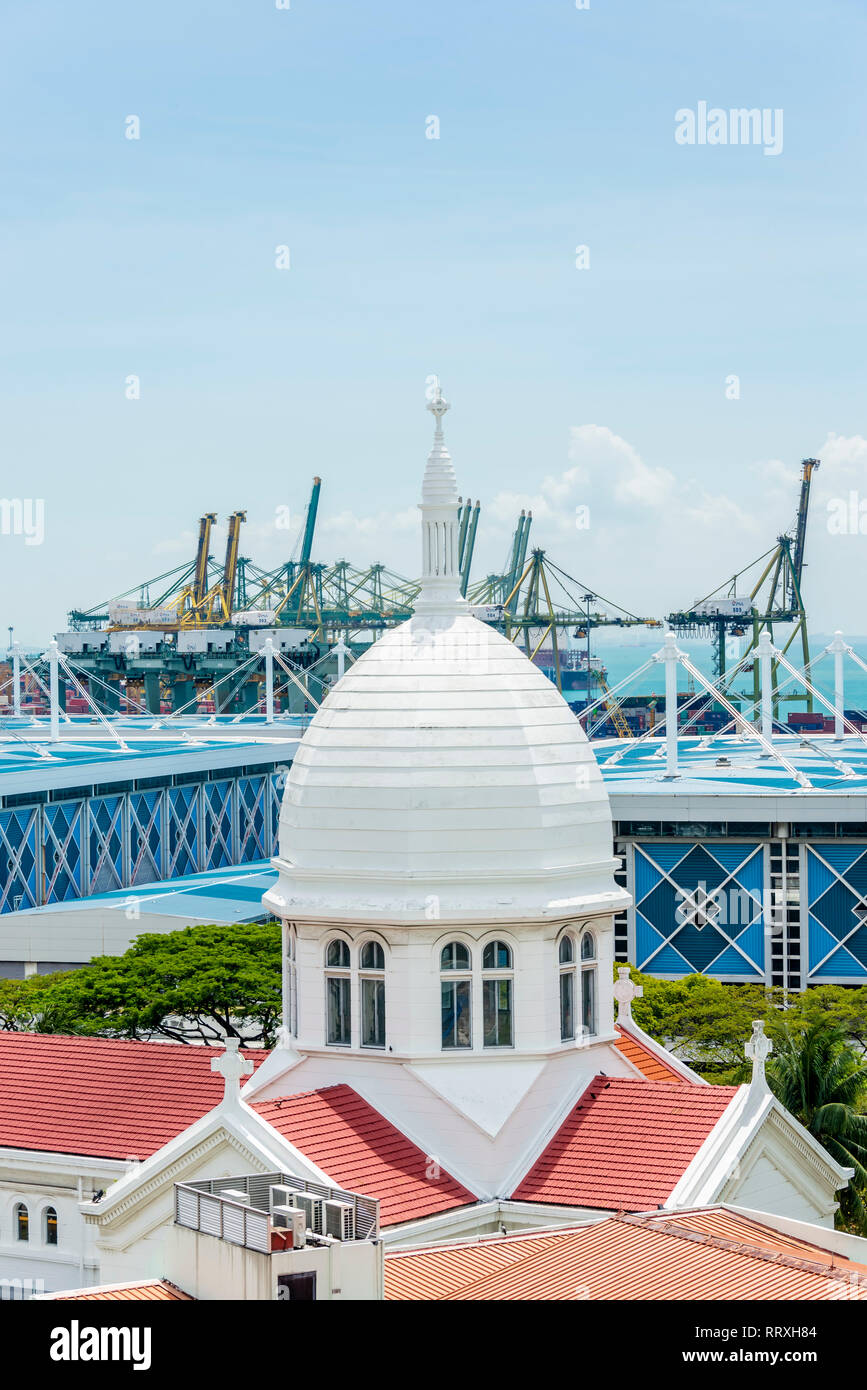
[597,673,632,739]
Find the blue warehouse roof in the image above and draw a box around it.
[593,733,867,822]
[14,862,279,925]
[0,725,301,797]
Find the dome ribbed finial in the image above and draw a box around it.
[417,380,463,611]
[426,381,450,434]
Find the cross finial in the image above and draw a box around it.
[745,1018,773,1088]
[211,1037,254,1101]
[426,379,450,434]
[612,965,643,1022]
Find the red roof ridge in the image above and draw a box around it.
[0,1032,260,1053]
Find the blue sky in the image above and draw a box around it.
[1,0,865,639]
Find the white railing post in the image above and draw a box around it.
[335,636,347,682]
[662,632,680,778]
[829,630,847,739]
[47,639,60,743]
[11,642,21,716]
[263,637,275,724]
[757,629,774,745]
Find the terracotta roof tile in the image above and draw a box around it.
[614,1025,693,1083]
[512,1075,737,1210]
[0,1033,264,1161]
[386,1209,867,1301]
[252,1084,477,1227]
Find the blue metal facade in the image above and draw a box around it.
[0,770,283,912]
[633,841,766,980]
[806,844,867,983]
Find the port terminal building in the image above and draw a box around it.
[600,734,867,991]
[0,718,301,975]
[0,715,866,992]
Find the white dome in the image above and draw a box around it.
[266,608,627,924]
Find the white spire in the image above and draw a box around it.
[416,380,464,613]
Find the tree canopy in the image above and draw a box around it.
[768,1021,867,1234]
[0,920,282,1046]
[624,966,867,1084]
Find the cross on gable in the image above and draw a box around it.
[612,966,643,1021]
[212,1037,254,1100]
[745,1018,773,1088]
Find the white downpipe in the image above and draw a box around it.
[829,630,846,739]
[47,639,60,743]
[757,629,774,746]
[662,632,680,778]
[264,637,275,724]
[11,643,20,716]
[335,637,347,682]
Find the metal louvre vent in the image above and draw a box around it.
[198,1195,222,1237]
[245,1210,270,1253]
[222,1203,245,1245]
[176,1188,199,1227]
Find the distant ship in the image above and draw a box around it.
[531,649,606,694]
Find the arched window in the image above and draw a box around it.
[359,941,386,1049]
[559,935,576,1041]
[440,942,472,1049]
[326,939,350,969]
[284,924,298,1037]
[15,1203,28,1242]
[482,940,513,1048]
[441,941,470,972]
[580,931,597,1037]
[360,941,385,970]
[325,939,351,1046]
[482,940,512,970]
[44,1206,58,1247]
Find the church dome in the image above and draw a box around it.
[265,388,627,925]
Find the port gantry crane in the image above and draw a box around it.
[466,509,661,737]
[666,458,820,716]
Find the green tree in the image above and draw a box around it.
[31,921,282,1046]
[0,973,63,1031]
[626,967,784,1083]
[767,1021,867,1234]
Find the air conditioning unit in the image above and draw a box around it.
[323,1200,355,1242]
[286,1190,324,1236]
[270,1204,305,1249]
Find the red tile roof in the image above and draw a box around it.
[0,1033,264,1161]
[251,1084,477,1227]
[512,1075,737,1211]
[614,1025,694,1083]
[386,1209,867,1301]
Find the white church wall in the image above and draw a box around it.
[89,1134,281,1288]
[290,913,616,1062]
[163,1224,381,1300]
[722,1151,835,1229]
